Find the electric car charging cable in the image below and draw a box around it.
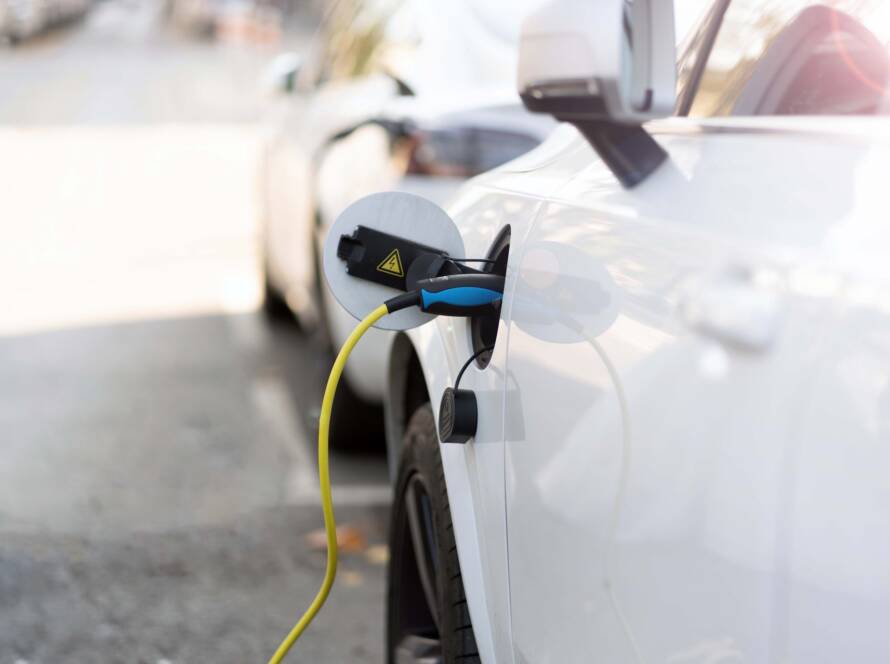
[266,302,387,664]
[267,273,504,664]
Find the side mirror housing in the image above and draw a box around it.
[517,0,677,186]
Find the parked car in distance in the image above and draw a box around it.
[381,0,890,661]
[166,0,220,36]
[1,0,47,42]
[167,0,277,41]
[259,0,553,447]
[1,0,89,43]
[47,0,89,25]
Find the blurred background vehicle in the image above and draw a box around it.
[166,0,283,43]
[166,0,220,35]
[258,0,553,447]
[1,0,49,42]
[48,0,90,25]
[0,0,90,43]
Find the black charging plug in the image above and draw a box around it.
[337,225,488,293]
[337,226,449,292]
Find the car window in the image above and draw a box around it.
[690,0,890,116]
[676,0,720,46]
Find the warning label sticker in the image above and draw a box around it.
[376,249,404,277]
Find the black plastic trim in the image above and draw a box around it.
[519,91,610,119]
[574,120,668,188]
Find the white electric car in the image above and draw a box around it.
[259,0,552,445]
[381,0,890,661]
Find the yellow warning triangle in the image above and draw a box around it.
[377,249,404,277]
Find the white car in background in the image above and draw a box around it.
[382,0,890,662]
[258,0,552,447]
[0,0,89,43]
[0,0,47,41]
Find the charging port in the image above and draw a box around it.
[470,226,510,369]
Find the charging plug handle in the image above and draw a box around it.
[417,274,505,317]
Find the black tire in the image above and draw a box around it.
[261,252,295,323]
[386,405,480,664]
[262,273,292,322]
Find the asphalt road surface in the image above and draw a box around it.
[0,3,392,662]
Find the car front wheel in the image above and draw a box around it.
[386,404,480,664]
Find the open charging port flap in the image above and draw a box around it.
[470,226,511,369]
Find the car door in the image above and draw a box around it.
[504,2,890,662]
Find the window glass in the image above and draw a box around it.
[676,0,718,45]
[690,0,890,116]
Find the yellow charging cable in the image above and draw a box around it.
[267,303,389,664]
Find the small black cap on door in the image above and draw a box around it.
[438,387,477,444]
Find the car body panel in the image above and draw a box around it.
[395,148,587,663]
[391,115,890,662]
[504,117,847,663]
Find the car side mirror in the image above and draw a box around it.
[517,0,676,187]
[263,52,303,95]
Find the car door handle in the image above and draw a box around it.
[679,266,785,353]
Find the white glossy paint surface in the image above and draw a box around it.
[403,155,583,663]
[414,117,890,662]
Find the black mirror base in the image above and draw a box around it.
[572,120,668,188]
